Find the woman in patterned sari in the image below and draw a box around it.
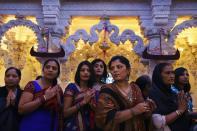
[95,55,155,131]
[63,60,95,131]
[19,59,63,131]
[149,63,190,131]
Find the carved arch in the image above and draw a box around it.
[168,19,197,46]
[63,16,145,58]
[0,18,46,51]
[62,29,89,59]
[120,30,144,55]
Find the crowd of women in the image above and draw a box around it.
[0,56,197,131]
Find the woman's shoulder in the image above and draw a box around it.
[25,81,36,86]
[130,82,139,88]
[66,83,77,88]
[23,81,36,93]
[64,83,78,91]
[130,82,142,92]
[0,86,6,91]
[148,85,163,101]
[64,83,79,96]
[0,86,7,95]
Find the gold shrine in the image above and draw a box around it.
[0,15,148,88]
[0,15,197,100]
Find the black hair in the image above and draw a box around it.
[174,67,191,92]
[5,67,21,88]
[91,58,108,83]
[108,55,131,70]
[35,75,42,80]
[42,59,60,86]
[75,60,95,88]
[136,75,151,91]
[152,62,172,92]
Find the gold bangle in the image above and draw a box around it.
[43,95,47,101]
[39,95,46,104]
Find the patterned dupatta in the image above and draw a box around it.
[20,81,63,131]
[64,83,94,131]
[96,82,147,131]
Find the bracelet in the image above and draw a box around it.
[175,110,182,116]
[43,95,47,101]
[39,95,46,104]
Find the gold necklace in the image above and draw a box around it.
[118,85,133,102]
[127,88,132,102]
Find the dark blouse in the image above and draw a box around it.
[20,81,63,131]
[149,85,191,131]
[0,86,22,131]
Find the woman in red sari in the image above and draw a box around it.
[96,55,155,131]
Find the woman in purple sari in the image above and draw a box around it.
[63,61,95,131]
[19,59,63,131]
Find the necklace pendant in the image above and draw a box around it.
[128,96,132,102]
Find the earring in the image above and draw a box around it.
[126,74,130,81]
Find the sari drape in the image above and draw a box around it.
[20,81,63,131]
[64,83,94,131]
[95,82,148,131]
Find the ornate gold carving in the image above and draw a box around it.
[60,40,148,85]
[0,24,42,86]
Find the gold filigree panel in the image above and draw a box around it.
[61,41,148,84]
[0,15,41,87]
